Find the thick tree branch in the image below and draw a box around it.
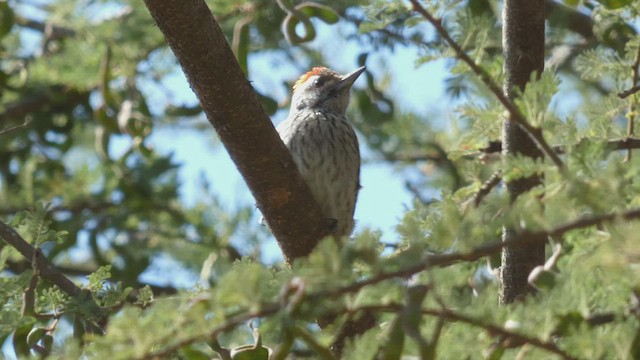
[409,0,563,170]
[143,0,331,263]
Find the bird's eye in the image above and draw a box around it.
[313,77,326,88]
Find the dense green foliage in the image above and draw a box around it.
[1,0,640,358]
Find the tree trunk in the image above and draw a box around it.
[500,0,546,304]
[143,0,331,263]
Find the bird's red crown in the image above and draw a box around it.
[293,67,334,91]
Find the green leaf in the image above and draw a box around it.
[375,315,405,360]
[26,327,47,347]
[0,2,14,38]
[515,70,560,128]
[180,345,212,360]
[527,266,557,291]
[12,203,67,246]
[230,345,271,360]
[484,343,505,360]
[87,265,112,291]
[233,18,251,75]
[630,327,640,359]
[12,319,36,357]
[258,92,278,116]
[214,259,279,310]
[135,285,154,308]
[552,312,586,336]
[594,0,633,9]
[298,3,339,24]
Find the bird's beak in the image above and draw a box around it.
[333,66,366,92]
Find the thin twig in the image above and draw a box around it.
[0,118,32,136]
[408,0,564,170]
[483,137,640,156]
[472,169,503,206]
[405,181,434,205]
[619,84,640,99]
[389,137,640,163]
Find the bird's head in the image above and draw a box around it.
[291,66,366,115]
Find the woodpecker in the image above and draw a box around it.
[277,66,365,239]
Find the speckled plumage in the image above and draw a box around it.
[277,66,364,238]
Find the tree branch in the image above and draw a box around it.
[389,137,640,209]
[355,303,578,360]
[428,307,577,359]
[312,207,640,301]
[409,0,564,170]
[142,0,330,263]
[619,85,640,99]
[4,260,179,296]
[0,219,83,298]
[0,85,89,124]
[15,16,76,40]
[137,206,640,358]
[0,118,31,136]
[387,137,640,163]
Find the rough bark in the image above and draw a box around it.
[500,0,546,304]
[143,0,330,263]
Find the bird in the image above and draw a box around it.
[276,66,365,239]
